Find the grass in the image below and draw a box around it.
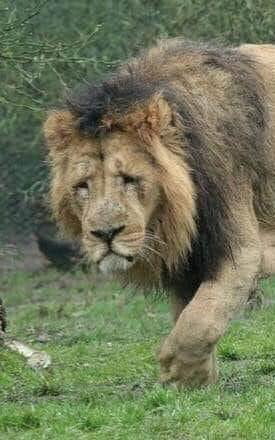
[0,268,275,439]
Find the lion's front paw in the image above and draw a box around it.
[158,337,218,388]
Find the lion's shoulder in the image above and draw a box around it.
[239,44,275,98]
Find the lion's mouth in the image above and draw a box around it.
[98,250,134,263]
[97,251,135,274]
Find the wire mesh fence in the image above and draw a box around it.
[0,150,50,274]
[0,154,47,242]
[2,0,275,273]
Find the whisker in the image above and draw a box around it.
[116,230,167,249]
[144,233,168,248]
[142,244,163,259]
[137,250,158,272]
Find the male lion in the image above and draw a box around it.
[44,40,275,388]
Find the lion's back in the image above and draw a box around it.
[240,44,275,135]
[240,44,275,224]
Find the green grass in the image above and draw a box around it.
[1,268,275,439]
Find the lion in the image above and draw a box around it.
[44,39,275,388]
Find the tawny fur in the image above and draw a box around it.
[44,40,275,387]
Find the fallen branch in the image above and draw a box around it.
[0,298,51,369]
[0,330,51,369]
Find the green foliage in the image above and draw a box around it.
[1,0,275,238]
[0,268,275,438]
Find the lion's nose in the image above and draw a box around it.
[90,225,125,243]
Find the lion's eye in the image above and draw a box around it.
[122,174,140,186]
[74,181,89,199]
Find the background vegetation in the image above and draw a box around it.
[1,2,275,438]
[1,0,275,239]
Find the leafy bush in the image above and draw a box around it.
[1,0,275,238]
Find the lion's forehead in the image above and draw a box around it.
[75,160,93,175]
[70,152,123,176]
[68,157,95,181]
[68,133,152,179]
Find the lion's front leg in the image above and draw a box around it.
[159,243,261,388]
[159,336,218,387]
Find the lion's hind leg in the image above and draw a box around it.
[245,227,275,311]
[260,227,275,277]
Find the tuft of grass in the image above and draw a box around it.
[0,267,275,439]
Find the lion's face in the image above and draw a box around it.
[64,132,160,273]
[45,103,197,278]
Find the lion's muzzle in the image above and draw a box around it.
[90,225,125,244]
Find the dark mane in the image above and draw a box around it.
[67,68,165,136]
[66,39,272,297]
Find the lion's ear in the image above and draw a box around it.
[43,110,75,151]
[146,95,173,134]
